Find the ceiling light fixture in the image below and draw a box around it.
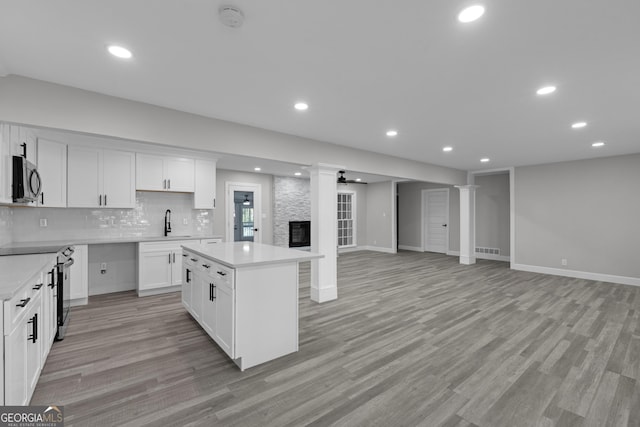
[386,130,398,137]
[458,5,485,23]
[592,141,605,147]
[254,167,261,171]
[443,146,453,152]
[355,178,362,182]
[242,194,251,205]
[294,102,309,111]
[107,45,132,59]
[571,121,587,129]
[219,6,244,28]
[294,172,302,176]
[480,158,490,163]
[536,85,556,95]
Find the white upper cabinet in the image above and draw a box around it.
[194,159,217,209]
[36,138,67,207]
[136,154,194,192]
[68,146,135,208]
[9,125,37,164]
[0,124,11,203]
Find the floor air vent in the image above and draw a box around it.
[475,247,500,255]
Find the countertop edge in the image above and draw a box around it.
[182,244,323,269]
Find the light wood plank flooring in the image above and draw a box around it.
[32,251,640,426]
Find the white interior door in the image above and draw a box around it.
[226,182,262,243]
[422,189,449,253]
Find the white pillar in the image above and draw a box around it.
[456,185,478,265]
[310,164,343,303]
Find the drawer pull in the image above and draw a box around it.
[202,264,210,269]
[16,298,31,308]
[217,271,227,276]
[191,258,198,262]
[33,283,43,290]
[182,254,188,257]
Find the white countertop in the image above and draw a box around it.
[182,242,323,268]
[1,235,222,252]
[0,253,57,300]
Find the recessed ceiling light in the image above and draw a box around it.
[355,178,362,182]
[536,86,556,95]
[386,130,398,137]
[480,158,490,163]
[294,172,302,176]
[107,45,132,59]
[592,141,605,147]
[254,167,261,171]
[443,146,453,152]
[571,121,587,129]
[294,102,308,111]
[458,5,485,23]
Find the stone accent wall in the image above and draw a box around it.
[273,176,310,247]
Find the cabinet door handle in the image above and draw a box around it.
[16,297,31,308]
[105,194,107,206]
[213,198,216,208]
[173,253,176,263]
[99,194,102,206]
[186,269,191,283]
[48,270,56,288]
[21,142,27,158]
[33,283,43,290]
[28,313,38,343]
[41,192,44,205]
[169,253,172,264]
[163,179,166,189]
[168,179,171,189]
[209,283,213,301]
[212,284,216,300]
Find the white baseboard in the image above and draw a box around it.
[446,250,460,256]
[137,285,181,297]
[338,246,362,254]
[70,297,88,307]
[359,245,397,254]
[311,286,338,303]
[476,253,510,262]
[512,263,640,287]
[398,245,422,252]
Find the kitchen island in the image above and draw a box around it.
[181,242,323,370]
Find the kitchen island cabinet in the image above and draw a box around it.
[181,242,322,371]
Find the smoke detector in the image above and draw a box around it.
[219,6,244,28]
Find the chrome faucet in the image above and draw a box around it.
[164,209,172,236]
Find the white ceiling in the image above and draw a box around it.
[1,0,639,172]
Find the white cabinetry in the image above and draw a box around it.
[0,124,11,203]
[181,253,198,313]
[9,125,37,163]
[200,261,234,356]
[68,146,136,208]
[138,241,188,296]
[70,245,88,306]
[136,154,194,192]
[4,269,47,405]
[194,159,216,209]
[36,138,67,207]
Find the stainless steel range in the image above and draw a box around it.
[56,246,74,340]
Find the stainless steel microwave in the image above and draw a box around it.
[12,155,42,203]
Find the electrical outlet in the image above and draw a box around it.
[100,262,107,274]
[561,259,568,266]
[39,218,47,227]
[183,218,188,225]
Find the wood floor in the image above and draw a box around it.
[32,251,640,426]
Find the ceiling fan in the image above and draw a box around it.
[337,170,367,184]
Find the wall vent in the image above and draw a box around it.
[475,247,500,255]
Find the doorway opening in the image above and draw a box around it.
[226,182,262,243]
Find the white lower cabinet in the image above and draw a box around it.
[138,241,189,296]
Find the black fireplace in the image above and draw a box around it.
[289,221,311,247]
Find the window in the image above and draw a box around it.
[337,192,356,248]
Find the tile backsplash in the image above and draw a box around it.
[0,207,12,246]
[8,192,214,243]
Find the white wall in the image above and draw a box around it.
[514,154,640,281]
[476,173,510,256]
[88,243,136,295]
[365,182,395,251]
[397,182,460,253]
[0,75,467,185]
[215,169,273,244]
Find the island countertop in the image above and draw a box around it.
[181,242,323,269]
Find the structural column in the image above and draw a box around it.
[309,163,343,303]
[456,185,478,265]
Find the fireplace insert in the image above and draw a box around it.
[289,221,310,247]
